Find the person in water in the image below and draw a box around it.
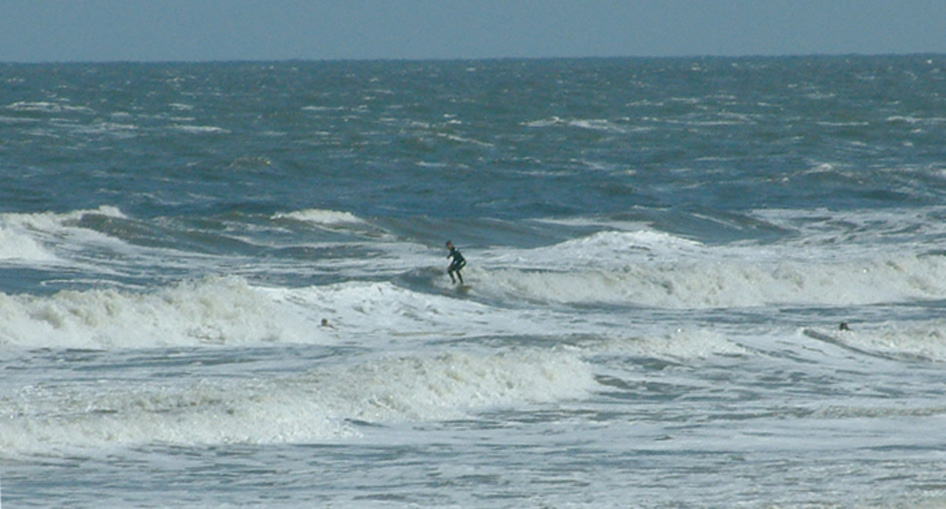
[446,241,466,284]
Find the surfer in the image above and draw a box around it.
[446,241,466,284]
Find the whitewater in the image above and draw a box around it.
[2,56,946,507]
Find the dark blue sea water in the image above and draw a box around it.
[3,56,946,507]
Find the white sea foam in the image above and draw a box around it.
[524,116,626,133]
[0,223,58,262]
[172,124,229,134]
[306,349,595,423]
[5,101,93,114]
[0,348,594,452]
[804,321,946,362]
[468,228,946,308]
[274,208,366,226]
[487,230,702,270]
[751,206,946,248]
[0,276,313,349]
[474,253,946,308]
[524,116,562,128]
[267,280,574,343]
[568,118,626,133]
[437,132,493,147]
[529,215,649,232]
[0,114,38,124]
[0,376,354,452]
[595,328,751,360]
[0,274,571,351]
[0,206,127,264]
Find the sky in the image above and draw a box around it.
[1,0,945,63]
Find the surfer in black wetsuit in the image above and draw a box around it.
[446,241,466,284]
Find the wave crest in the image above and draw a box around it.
[0,276,309,349]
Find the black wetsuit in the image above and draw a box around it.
[447,246,466,284]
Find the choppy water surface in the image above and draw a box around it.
[3,56,946,507]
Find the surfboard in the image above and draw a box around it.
[441,283,471,297]
[802,327,927,362]
[802,328,868,355]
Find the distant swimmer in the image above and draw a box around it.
[839,322,851,331]
[321,318,336,329]
[445,240,466,284]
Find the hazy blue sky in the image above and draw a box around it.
[2,1,945,62]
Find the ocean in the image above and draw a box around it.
[2,55,946,507]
